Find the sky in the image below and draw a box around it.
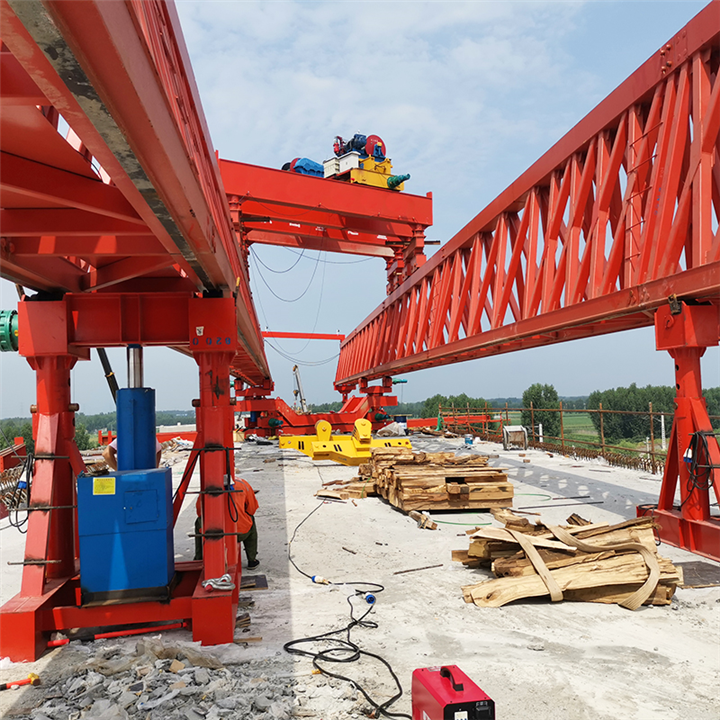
[1,0,718,418]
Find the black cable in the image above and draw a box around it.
[0,420,33,533]
[286,247,374,265]
[286,501,326,579]
[175,445,246,535]
[251,247,305,274]
[283,501,411,719]
[683,430,718,504]
[264,340,339,366]
[7,450,32,534]
[225,446,239,524]
[277,252,327,357]
[254,248,329,358]
[250,249,321,303]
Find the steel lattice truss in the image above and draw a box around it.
[335,4,720,391]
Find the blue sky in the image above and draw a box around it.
[1,1,717,417]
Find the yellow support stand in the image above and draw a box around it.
[279,419,411,466]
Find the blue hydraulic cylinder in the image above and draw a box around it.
[77,468,174,594]
[116,387,156,471]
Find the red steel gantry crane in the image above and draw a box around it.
[0,0,272,660]
[0,0,718,663]
[0,0,431,661]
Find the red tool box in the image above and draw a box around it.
[412,666,495,719]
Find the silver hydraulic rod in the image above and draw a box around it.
[127,345,144,388]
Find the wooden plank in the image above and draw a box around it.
[462,554,679,607]
[564,582,676,605]
[469,527,575,551]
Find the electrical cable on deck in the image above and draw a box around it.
[284,499,411,719]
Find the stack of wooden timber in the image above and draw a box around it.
[357,447,513,512]
[455,509,682,609]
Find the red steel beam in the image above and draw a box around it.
[220,159,432,227]
[336,3,720,388]
[0,0,270,383]
[247,230,394,259]
[235,198,424,239]
[263,331,346,341]
[0,209,156,237]
[221,158,432,279]
[0,2,200,285]
[7,236,168,257]
[222,159,433,288]
[0,47,46,105]
[0,152,145,223]
[15,292,264,385]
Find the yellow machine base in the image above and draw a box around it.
[279,419,411,466]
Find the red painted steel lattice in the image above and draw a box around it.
[335,5,720,389]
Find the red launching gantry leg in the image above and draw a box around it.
[189,298,240,646]
[0,349,86,661]
[0,295,248,661]
[641,301,720,561]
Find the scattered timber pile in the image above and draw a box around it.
[316,477,378,501]
[357,447,512,512]
[83,457,109,475]
[455,509,682,609]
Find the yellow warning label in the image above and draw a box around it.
[93,477,116,496]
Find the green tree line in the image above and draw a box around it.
[587,384,720,442]
[0,410,196,453]
[521,383,561,438]
[4,387,718,450]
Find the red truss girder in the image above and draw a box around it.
[0,0,269,383]
[336,3,720,389]
[262,331,346,341]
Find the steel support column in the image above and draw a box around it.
[194,351,238,578]
[24,356,83,587]
[0,352,85,660]
[639,302,720,561]
[189,298,241,646]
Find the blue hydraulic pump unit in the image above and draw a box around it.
[77,385,174,602]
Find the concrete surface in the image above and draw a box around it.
[0,436,718,719]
